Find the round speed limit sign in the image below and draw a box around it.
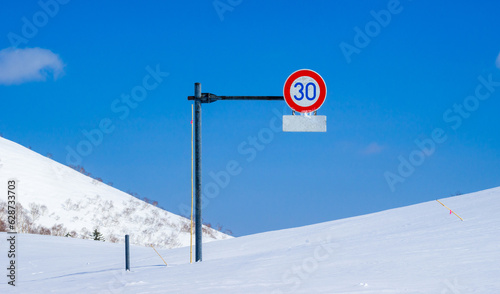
[283,69,327,113]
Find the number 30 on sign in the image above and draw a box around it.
[283,69,327,113]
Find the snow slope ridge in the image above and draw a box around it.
[1,186,499,293]
[0,136,230,247]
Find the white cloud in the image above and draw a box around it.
[496,52,500,69]
[0,47,64,85]
[361,142,385,155]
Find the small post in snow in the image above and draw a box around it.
[125,235,130,271]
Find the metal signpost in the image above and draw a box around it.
[188,83,283,262]
[188,70,327,262]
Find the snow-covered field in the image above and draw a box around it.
[1,186,499,293]
[0,136,229,247]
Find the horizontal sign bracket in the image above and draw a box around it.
[188,93,284,103]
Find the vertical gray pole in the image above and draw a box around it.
[194,83,202,262]
[125,235,130,271]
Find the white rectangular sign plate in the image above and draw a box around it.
[283,115,326,132]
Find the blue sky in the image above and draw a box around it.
[1,0,499,236]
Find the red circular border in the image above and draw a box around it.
[283,69,327,113]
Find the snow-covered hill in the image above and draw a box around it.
[1,187,499,293]
[0,136,230,247]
